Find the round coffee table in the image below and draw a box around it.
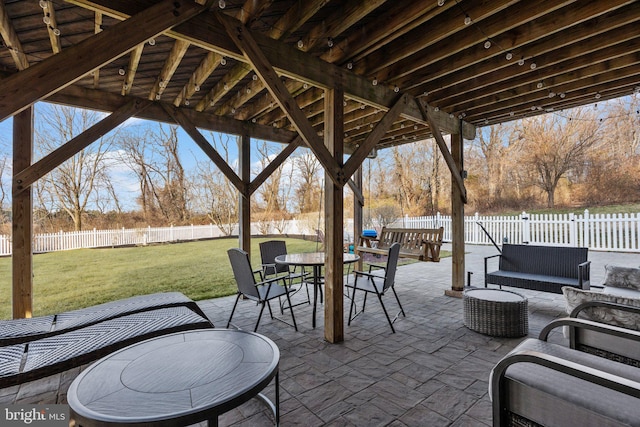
[68,329,280,426]
[463,288,528,337]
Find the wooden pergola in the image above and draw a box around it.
[1,0,638,343]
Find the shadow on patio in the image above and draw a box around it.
[2,244,633,426]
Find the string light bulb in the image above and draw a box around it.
[372,78,378,86]
[505,52,513,60]
[484,40,491,49]
[394,85,400,93]
[53,28,60,36]
[297,39,304,49]
[218,0,225,9]
[464,15,472,25]
[43,16,51,25]
[220,57,226,66]
[346,62,353,70]
[327,37,334,48]
[530,62,537,70]
[118,68,125,76]
[194,85,200,92]
[148,38,156,46]
[438,0,445,6]
[536,82,544,89]
[252,74,258,81]
[518,57,525,66]
[595,93,602,99]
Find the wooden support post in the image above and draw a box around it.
[239,134,251,254]
[446,129,465,297]
[354,167,364,270]
[12,107,34,318]
[324,86,344,343]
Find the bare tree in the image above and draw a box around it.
[293,149,322,213]
[118,124,189,224]
[515,108,600,207]
[35,104,116,231]
[191,133,239,235]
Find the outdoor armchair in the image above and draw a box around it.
[490,317,640,426]
[346,242,405,333]
[227,248,298,332]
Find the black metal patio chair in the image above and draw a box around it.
[227,248,298,332]
[346,242,405,333]
[259,240,311,309]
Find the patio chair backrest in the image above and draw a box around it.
[259,240,289,275]
[383,243,401,292]
[227,248,260,299]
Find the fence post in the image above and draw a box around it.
[584,209,590,249]
[521,211,530,244]
[569,213,577,247]
[473,212,479,243]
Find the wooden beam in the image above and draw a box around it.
[447,129,465,296]
[122,44,144,96]
[13,99,151,194]
[12,107,33,319]
[174,51,223,106]
[248,137,303,195]
[342,94,407,182]
[68,0,475,139]
[418,99,468,203]
[239,134,251,254]
[93,11,102,88]
[323,86,344,344]
[0,0,30,70]
[0,0,208,122]
[216,11,343,187]
[149,39,191,101]
[43,1,62,54]
[160,103,246,194]
[347,179,364,206]
[46,84,298,144]
[416,1,638,97]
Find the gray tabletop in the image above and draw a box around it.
[275,252,359,328]
[275,252,359,267]
[68,329,279,426]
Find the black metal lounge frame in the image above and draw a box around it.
[0,305,213,388]
[484,244,591,294]
[0,292,208,346]
[491,317,640,427]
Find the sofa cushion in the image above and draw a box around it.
[603,265,640,290]
[563,286,640,331]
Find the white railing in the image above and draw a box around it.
[0,209,638,255]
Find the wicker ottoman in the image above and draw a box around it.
[463,288,528,337]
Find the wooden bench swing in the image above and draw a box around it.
[356,226,444,262]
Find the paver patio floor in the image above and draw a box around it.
[2,244,636,426]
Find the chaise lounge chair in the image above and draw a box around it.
[0,291,208,346]
[0,293,213,387]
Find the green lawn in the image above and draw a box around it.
[0,237,451,320]
[0,237,322,320]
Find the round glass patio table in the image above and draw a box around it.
[275,252,359,328]
[67,329,280,427]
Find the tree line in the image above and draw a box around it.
[0,95,638,234]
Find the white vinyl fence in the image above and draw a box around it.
[394,210,640,253]
[0,210,638,255]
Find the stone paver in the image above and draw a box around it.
[2,244,635,426]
